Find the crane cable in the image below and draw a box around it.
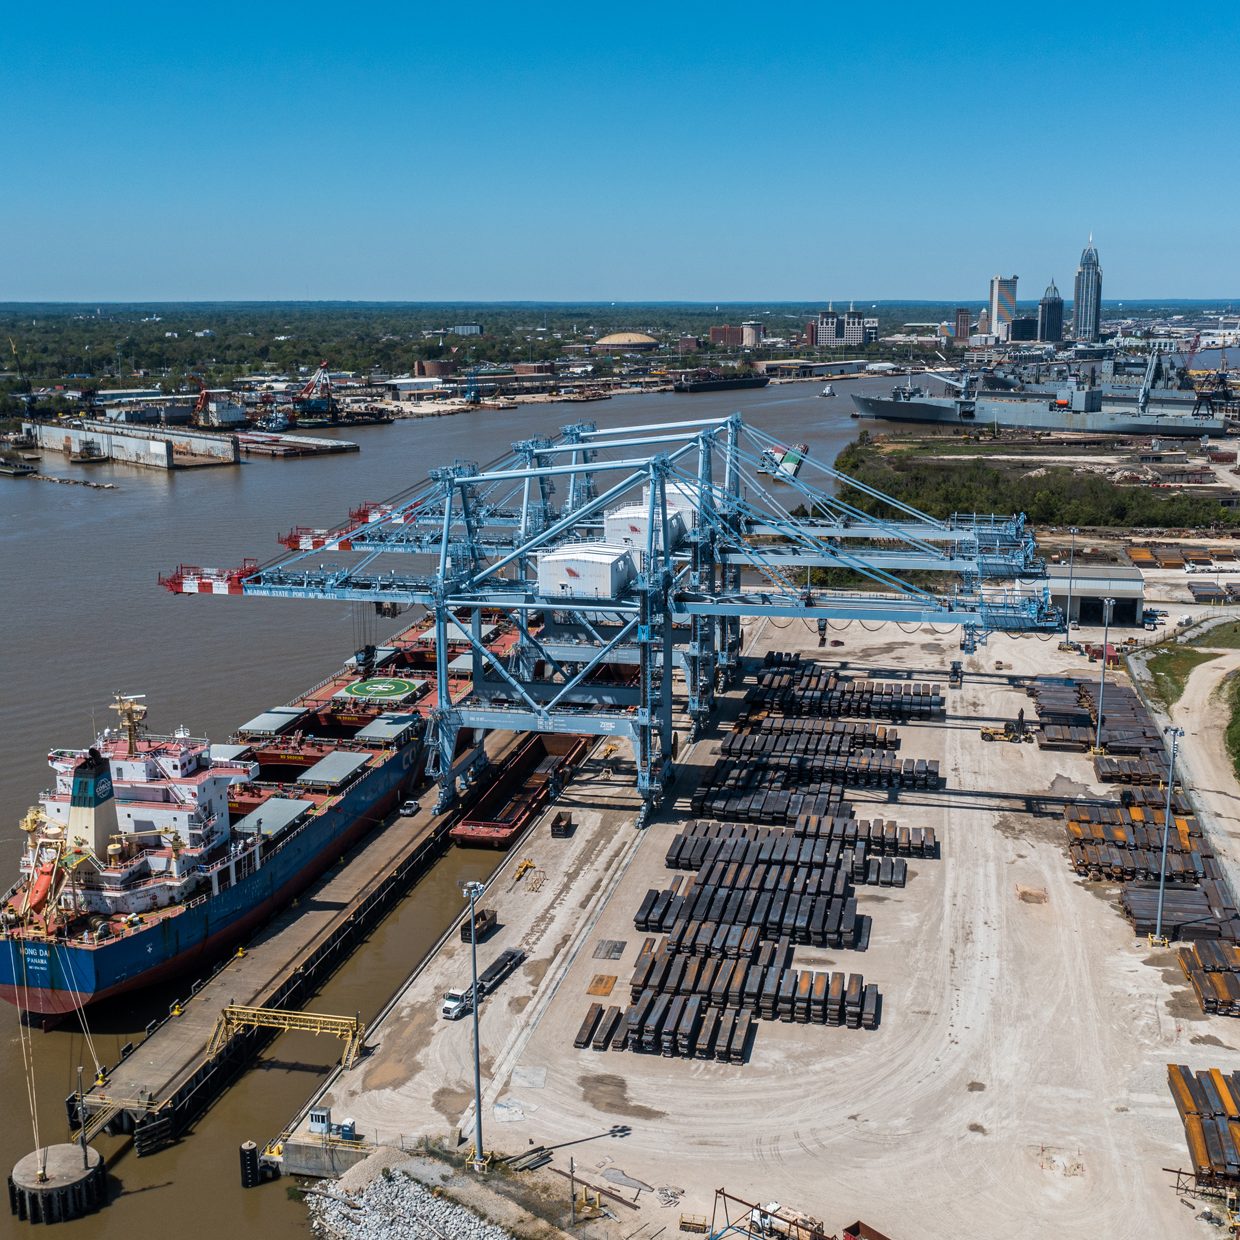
[9,939,44,1175]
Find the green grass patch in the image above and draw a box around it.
[1145,646,1220,706]
[1225,673,1240,782]
[1191,620,1240,649]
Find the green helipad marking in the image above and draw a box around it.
[343,677,419,700]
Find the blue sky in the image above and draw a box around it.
[4,1,1237,300]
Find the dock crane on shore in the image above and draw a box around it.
[160,414,1059,823]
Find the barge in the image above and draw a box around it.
[451,734,590,847]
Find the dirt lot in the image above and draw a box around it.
[295,617,1240,1239]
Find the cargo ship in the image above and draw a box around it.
[0,618,516,1017]
[673,370,770,394]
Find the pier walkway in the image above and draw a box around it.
[74,794,456,1149]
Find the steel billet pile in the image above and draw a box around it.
[1178,943,1240,1015]
[750,652,946,721]
[1168,1064,1240,1182]
[693,683,941,824]
[1029,677,1165,777]
[573,654,949,1064]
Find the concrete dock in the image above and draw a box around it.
[271,616,1231,1240]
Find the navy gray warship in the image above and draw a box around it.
[853,350,1229,438]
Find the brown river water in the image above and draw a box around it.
[0,381,875,1236]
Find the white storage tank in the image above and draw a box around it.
[603,502,685,551]
[537,543,635,598]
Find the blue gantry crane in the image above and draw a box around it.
[162,414,1058,822]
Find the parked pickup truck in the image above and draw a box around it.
[440,948,526,1020]
[460,907,498,943]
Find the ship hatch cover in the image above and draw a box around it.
[353,713,421,743]
[237,706,305,737]
[233,796,317,838]
[296,750,371,787]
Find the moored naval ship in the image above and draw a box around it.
[0,618,516,1016]
[853,351,1228,437]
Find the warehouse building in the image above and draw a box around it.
[1020,564,1145,626]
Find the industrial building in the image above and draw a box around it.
[1030,563,1144,626]
[759,358,868,378]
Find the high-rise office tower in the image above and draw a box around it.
[1072,236,1102,341]
[1037,279,1064,343]
[988,275,1018,340]
[953,307,972,341]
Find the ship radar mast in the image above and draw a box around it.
[110,693,148,754]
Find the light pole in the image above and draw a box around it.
[1093,597,1116,753]
[1064,526,1079,644]
[462,879,486,1170]
[1154,726,1185,945]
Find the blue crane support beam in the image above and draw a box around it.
[162,413,1061,822]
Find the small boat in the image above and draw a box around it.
[774,443,808,481]
[820,385,835,398]
[757,446,784,475]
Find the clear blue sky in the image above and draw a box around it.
[4,1,1237,301]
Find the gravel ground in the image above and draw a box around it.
[310,1167,514,1240]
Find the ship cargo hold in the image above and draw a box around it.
[449,734,590,848]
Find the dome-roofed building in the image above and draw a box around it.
[595,331,659,353]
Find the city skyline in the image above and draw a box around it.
[3,4,1239,300]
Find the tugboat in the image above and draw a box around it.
[819,384,835,398]
[257,409,291,432]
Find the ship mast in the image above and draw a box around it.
[110,693,147,755]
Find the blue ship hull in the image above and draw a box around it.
[0,742,422,1015]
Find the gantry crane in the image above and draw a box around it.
[162,414,1058,822]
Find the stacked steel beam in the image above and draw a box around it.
[749,653,945,722]
[1168,1065,1240,1182]
[1179,943,1240,1016]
